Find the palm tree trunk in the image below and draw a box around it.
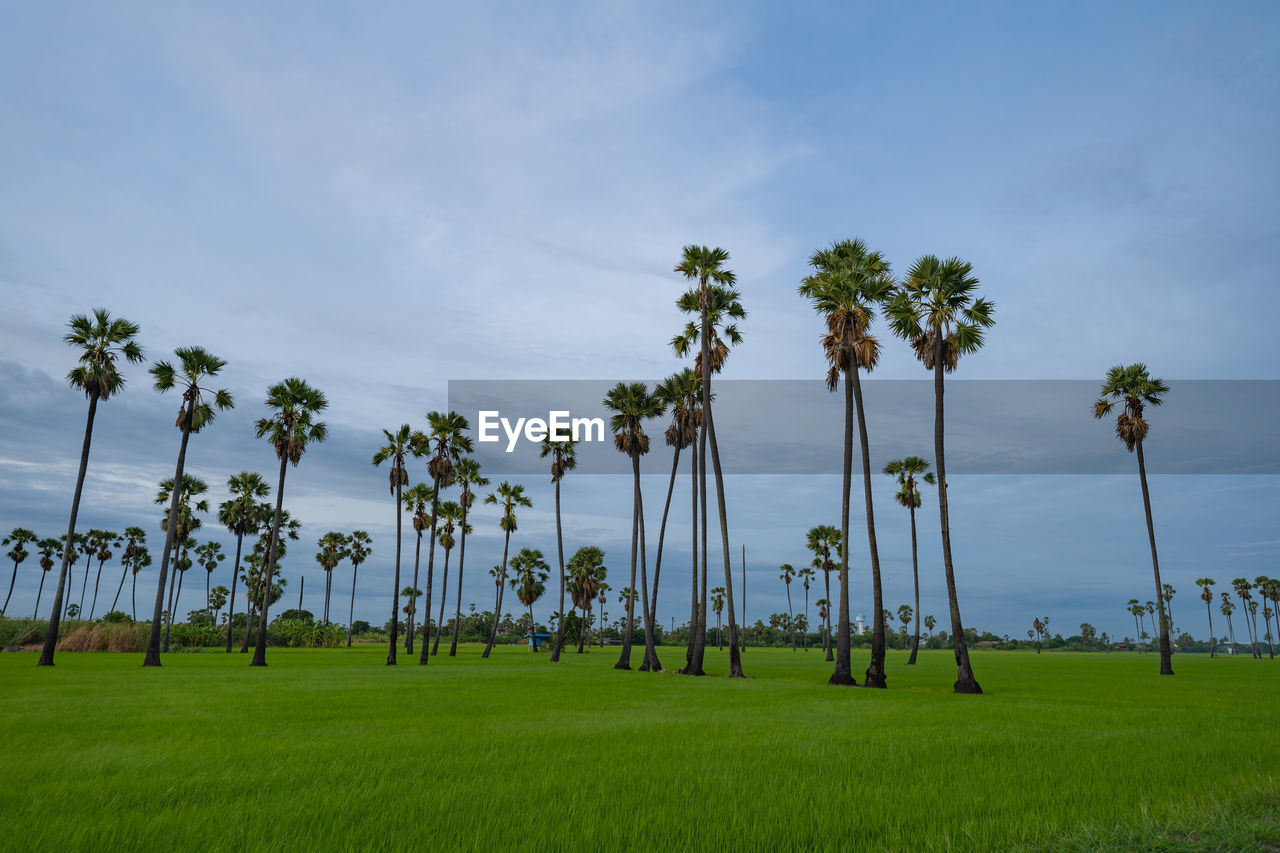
[131,572,136,622]
[933,336,981,693]
[88,557,106,620]
[786,585,795,651]
[687,417,709,675]
[646,445,681,665]
[110,562,128,615]
[528,602,537,651]
[35,571,48,621]
[1205,599,1215,658]
[162,553,179,652]
[225,533,244,653]
[387,477,403,665]
[1247,601,1262,659]
[2,559,19,615]
[431,547,452,655]
[173,568,186,630]
[78,551,92,618]
[615,482,640,671]
[908,502,921,665]
[550,476,567,662]
[803,587,809,651]
[684,430,699,672]
[829,372,856,686]
[483,529,512,658]
[636,453,661,672]
[346,563,358,648]
[450,497,470,657]
[250,455,289,667]
[824,568,833,661]
[1134,440,1173,675]
[703,391,742,677]
[407,529,422,655]
[418,482,443,666]
[850,366,887,687]
[205,570,212,624]
[578,604,587,653]
[143,397,195,667]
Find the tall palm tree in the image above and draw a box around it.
[597,585,610,648]
[604,381,665,671]
[568,546,606,654]
[883,457,936,665]
[195,541,224,622]
[674,247,745,678]
[338,530,369,647]
[450,458,488,656]
[154,475,209,652]
[1162,583,1177,635]
[806,525,839,662]
[779,564,796,651]
[483,482,532,658]
[815,598,830,657]
[1093,364,1173,676]
[317,531,349,624]
[87,530,122,620]
[1232,578,1260,659]
[372,424,425,665]
[898,604,913,650]
[710,586,725,649]
[1258,576,1277,659]
[219,472,270,652]
[110,527,146,615]
[250,377,327,667]
[886,255,995,694]
[40,309,144,666]
[66,533,96,622]
[509,548,550,651]
[430,502,468,655]
[1125,599,1143,652]
[1220,593,1237,653]
[130,547,151,622]
[34,538,59,619]
[401,482,433,653]
[171,537,195,623]
[540,434,577,663]
[76,528,104,618]
[418,411,472,667]
[797,566,815,652]
[800,239,896,688]
[142,346,233,666]
[2,528,36,616]
[1196,578,1217,658]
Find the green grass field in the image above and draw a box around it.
[1,645,1276,852]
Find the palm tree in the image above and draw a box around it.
[87,530,122,620]
[154,475,209,652]
[509,548,550,651]
[886,255,995,694]
[1093,364,1173,675]
[897,604,913,651]
[430,502,468,655]
[315,531,349,624]
[779,564,796,651]
[800,238,897,688]
[710,586,725,649]
[40,309,144,666]
[884,457,936,665]
[1196,578,1217,658]
[1126,599,1143,652]
[401,482,433,654]
[924,614,936,640]
[806,525,840,662]
[109,527,146,615]
[195,541,224,622]
[401,587,422,637]
[597,584,610,647]
[218,472,270,653]
[76,528,105,618]
[568,546,606,654]
[66,532,96,623]
[797,566,815,652]
[373,424,425,665]
[540,434,577,662]
[604,381,665,672]
[131,548,151,622]
[1162,583,1177,635]
[34,538,59,619]
[142,346,233,666]
[417,411,472,667]
[1232,578,1260,659]
[674,245,745,678]
[171,537,195,622]
[1258,576,1277,659]
[250,377,327,667]
[1220,593,1238,654]
[483,482,532,658]
[345,531,371,647]
[2,528,36,617]
[449,457,488,656]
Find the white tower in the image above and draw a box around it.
[855,613,867,634]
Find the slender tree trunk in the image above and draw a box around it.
[162,550,179,652]
[550,475,567,662]
[803,586,809,651]
[1205,599,1215,658]
[615,481,640,671]
[35,571,48,621]
[908,502,921,665]
[686,416,709,675]
[933,337,981,693]
[2,559,19,616]
[450,496,470,657]
[225,534,244,653]
[346,563,358,648]
[1135,440,1172,675]
[78,549,92,618]
[419,482,443,666]
[87,557,106,620]
[131,572,136,621]
[483,529,512,658]
[850,367,887,688]
[431,547,453,655]
[684,430,699,672]
[829,374,856,686]
[824,568,833,661]
[387,476,403,665]
[241,603,253,652]
[172,568,186,632]
[702,377,742,677]
[786,585,795,651]
[647,445,681,662]
[636,452,661,673]
[1247,600,1262,659]
[109,562,128,615]
[250,456,289,667]
[205,570,212,623]
[143,398,195,667]
[407,529,422,655]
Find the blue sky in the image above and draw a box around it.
[1,1,1278,642]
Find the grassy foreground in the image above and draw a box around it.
[1,645,1276,852]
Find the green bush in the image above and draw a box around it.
[101,610,131,624]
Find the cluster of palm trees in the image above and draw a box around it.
[1192,577,1277,659]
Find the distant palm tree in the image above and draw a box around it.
[373,424,425,665]
[604,381,665,671]
[540,434,577,662]
[483,482,532,658]
[419,411,472,666]
[250,378,327,667]
[1258,576,1277,659]
[710,586,725,649]
[1220,593,1238,654]
[2,528,36,617]
[1232,578,1260,659]
[66,532,96,623]
[109,527,146,616]
[401,482,433,654]
[1126,599,1143,652]
[924,614,936,638]
[1093,363,1173,676]
[806,525,840,662]
[345,531,371,648]
[800,238,896,688]
[430,502,468,655]
[886,255,994,694]
[1162,583,1177,635]
[130,547,150,622]
[154,475,209,653]
[449,458,488,656]
[509,548,550,651]
[171,537,195,622]
[33,538,59,619]
[597,583,610,648]
[568,546,606,654]
[142,346,233,667]
[779,564,796,651]
[40,309,144,667]
[898,604,913,650]
[1196,578,1216,658]
[195,541,225,622]
[315,531,348,624]
[797,566,815,652]
[87,530,122,620]
[884,456,936,665]
[815,598,830,656]
[219,472,270,652]
[651,369,700,671]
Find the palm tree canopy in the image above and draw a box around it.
[798,239,894,386]
[219,472,271,537]
[64,308,144,400]
[150,346,235,434]
[1093,363,1169,452]
[425,410,473,486]
[603,381,664,457]
[655,368,704,449]
[883,456,936,509]
[256,377,328,465]
[453,457,489,509]
[373,424,427,493]
[885,255,995,372]
[539,434,578,482]
[347,531,372,566]
[509,547,550,607]
[485,482,532,533]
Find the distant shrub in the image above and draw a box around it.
[269,618,344,648]
[167,622,223,648]
[101,610,131,624]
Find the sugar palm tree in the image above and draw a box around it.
[87,530,122,620]
[1093,364,1173,675]
[1232,578,1260,658]
[509,548,550,651]
[597,585,610,648]
[898,604,913,650]
[401,482,433,654]
[34,538,59,619]
[171,537,195,622]
[886,255,994,694]
[1220,593,1237,653]
[65,532,95,622]
[154,475,209,653]
[800,238,896,687]
[674,245,745,678]
[604,380,665,672]
[797,566,815,652]
[1196,578,1217,658]
[195,541,224,622]
[1258,576,1277,659]
[417,411,472,667]
[40,309,144,666]
[345,530,370,648]
[710,586,725,649]
[924,614,936,639]
[540,434,577,662]
[449,457,488,656]
[430,502,468,655]
[779,564,796,651]
[142,346,233,666]
[483,482,532,658]
[806,525,839,661]
[2,528,36,617]
[373,424,425,665]
[109,527,146,615]
[315,531,348,624]
[883,457,936,665]
[250,377,327,667]
[568,546,606,654]
[219,472,270,652]
[1162,583,1177,635]
[76,528,105,618]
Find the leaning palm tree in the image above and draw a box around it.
[345,531,371,647]
[401,482,433,654]
[430,502,468,655]
[418,411,472,667]
[674,245,745,678]
[1220,593,1238,653]
[142,347,233,666]
[883,457,936,665]
[1232,578,1260,659]
[155,475,209,652]
[250,378,327,667]
[195,541,225,623]
[1093,363,1173,676]
[218,472,270,652]
[372,424,425,665]
[34,538,59,619]
[2,528,36,617]
[779,564,796,651]
[806,525,840,661]
[886,255,994,694]
[509,548,550,651]
[482,482,532,658]
[87,530,122,620]
[604,381,665,672]
[40,309,144,667]
[539,435,577,662]
[1196,578,1217,658]
[109,527,146,615]
[797,565,815,652]
[449,457,488,656]
[800,239,896,687]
